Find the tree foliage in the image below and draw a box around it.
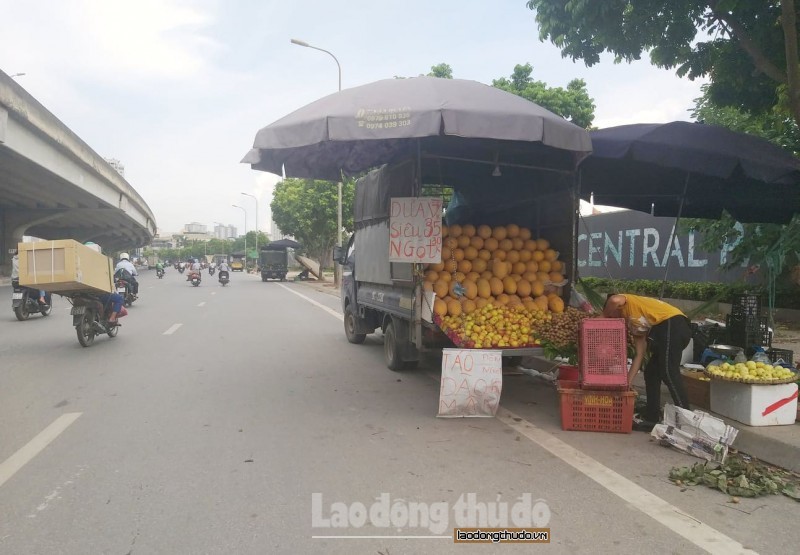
[527,0,800,127]
[427,63,453,78]
[270,178,355,266]
[492,63,595,128]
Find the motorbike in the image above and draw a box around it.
[69,293,121,347]
[11,280,52,321]
[156,267,165,279]
[208,266,215,276]
[189,271,202,287]
[218,270,229,287]
[178,265,185,274]
[115,278,136,307]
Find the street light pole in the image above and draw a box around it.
[232,205,247,270]
[290,38,343,285]
[241,192,259,255]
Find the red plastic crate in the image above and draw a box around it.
[579,318,628,389]
[557,380,636,433]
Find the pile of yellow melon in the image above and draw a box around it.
[424,223,567,320]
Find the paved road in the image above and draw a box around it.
[0,269,796,554]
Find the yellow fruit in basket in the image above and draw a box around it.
[433,298,448,316]
[470,236,484,249]
[466,271,481,282]
[475,297,490,309]
[477,249,491,261]
[423,281,434,292]
[480,270,493,280]
[506,250,520,264]
[516,279,532,298]
[464,246,478,260]
[439,271,452,283]
[431,261,445,272]
[523,239,537,252]
[457,259,472,274]
[449,224,463,238]
[441,225,449,238]
[531,281,545,297]
[454,271,466,282]
[532,250,545,262]
[512,237,525,251]
[447,299,462,316]
[463,280,478,300]
[445,237,458,249]
[505,223,520,238]
[489,277,504,296]
[536,238,550,250]
[538,260,551,273]
[512,261,527,275]
[477,279,492,299]
[471,258,487,273]
[525,261,539,273]
[544,248,558,261]
[503,276,517,295]
[453,248,465,262]
[492,260,509,279]
[457,235,471,248]
[441,246,452,261]
[551,260,563,272]
[535,271,549,283]
[550,272,565,284]
[425,270,439,282]
[433,280,449,298]
[444,259,458,273]
[534,295,549,311]
[484,237,499,252]
[448,281,460,298]
[499,238,514,251]
[522,271,537,282]
[492,250,507,263]
[496,293,510,305]
[492,226,508,240]
[462,224,476,237]
[462,299,477,314]
[519,249,532,262]
[512,274,522,282]
[477,224,492,239]
[519,227,532,240]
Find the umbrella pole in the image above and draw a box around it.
[659,173,690,299]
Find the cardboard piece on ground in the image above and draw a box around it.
[18,239,114,294]
[438,349,502,418]
[295,255,322,280]
[651,404,739,463]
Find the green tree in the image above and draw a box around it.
[270,178,355,268]
[492,63,595,128]
[527,1,800,127]
[427,63,453,78]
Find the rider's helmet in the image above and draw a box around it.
[119,252,130,261]
[84,241,102,253]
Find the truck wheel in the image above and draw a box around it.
[384,320,404,371]
[344,304,366,344]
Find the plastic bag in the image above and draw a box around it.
[569,289,593,313]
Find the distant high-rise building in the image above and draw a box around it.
[184,222,207,234]
[104,157,125,177]
[214,224,237,240]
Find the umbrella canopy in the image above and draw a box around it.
[579,121,800,223]
[263,238,301,250]
[242,77,592,181]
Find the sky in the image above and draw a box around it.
[0,0,706,236]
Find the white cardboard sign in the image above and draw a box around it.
[438,349,503,417]
[388,197,442,263]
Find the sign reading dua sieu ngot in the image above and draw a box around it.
[577,211,751,283]
[389,197,442,264]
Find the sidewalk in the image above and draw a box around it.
[294,277,800,472]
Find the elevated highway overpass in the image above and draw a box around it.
[0,70,156,275]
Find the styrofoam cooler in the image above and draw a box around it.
[710,380,798,426]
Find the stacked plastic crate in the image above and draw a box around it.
[726,295,771,356]
[557,318,636,433]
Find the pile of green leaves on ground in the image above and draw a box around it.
[670,453,800,501]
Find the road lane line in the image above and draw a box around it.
[210,292,216,296]
[163,323,183,335]
[278,284,343,321]
[0,413,82,489]
[297,285,752,552]
[495,407,755,555]
[197,301,206,307]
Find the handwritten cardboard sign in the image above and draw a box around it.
[389,197,442,263]
[438,349,503,418]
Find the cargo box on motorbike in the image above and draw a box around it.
[18,239,114,294]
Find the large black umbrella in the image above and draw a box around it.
[579,121,800,224]
[263,238,301,250]
[242,76,592,181]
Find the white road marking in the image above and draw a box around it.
[163,323,183,335]
[296,286,755,553]
[210,292,216,296]
[0,413,82,489]
[197,301,206,307]
[278,284,343,321]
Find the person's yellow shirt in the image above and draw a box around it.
[621,294,685,335]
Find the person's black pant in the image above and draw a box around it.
[643,315,692,422]
[128,277,139,295]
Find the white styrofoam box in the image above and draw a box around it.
[710,380,798,426]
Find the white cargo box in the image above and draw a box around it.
[710,380,798,426]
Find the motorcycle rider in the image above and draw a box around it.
[114,253,139,297]
[83,243,125,325]
[10,248,48,306]
[187,258,202,282]
[217,260,230,283]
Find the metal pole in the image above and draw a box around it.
[659,174,690,299]
[232,205,247,269]
[241,192,259,256]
